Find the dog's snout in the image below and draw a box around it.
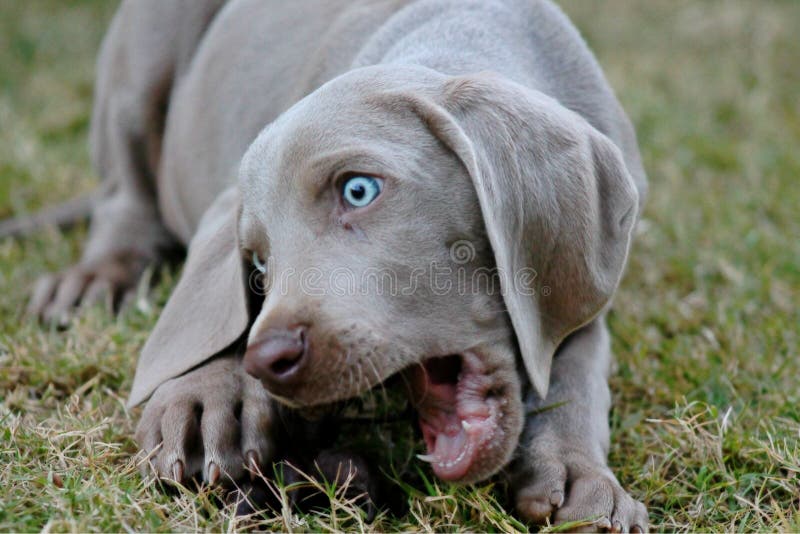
[244,326,307,386]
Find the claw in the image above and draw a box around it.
[611,520,623,533]
[208,461,220,485]
[631,525,644,533]
[550,489,564,508]
[56,312,72,329]
[246,450,259,481]
[597,517,612,530]
[172,460,184,482]
[363,499,377,523]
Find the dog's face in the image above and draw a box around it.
[238,68,524,482]
[132,65,638,484]
[235,65,638,483]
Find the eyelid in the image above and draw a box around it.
[334,170,389,191]
[335,170,373,187]
[306,150,390,199]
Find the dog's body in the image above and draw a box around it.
[28,0,648,529]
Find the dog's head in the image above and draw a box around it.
[130,66,638,483]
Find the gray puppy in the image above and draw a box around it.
[27,0,648,529]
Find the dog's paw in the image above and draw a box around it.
[311,449,379,520]
[135,355,274,485]
[515,451,648,533]
[27,250,151,324]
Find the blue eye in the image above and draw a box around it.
[342,175,382,208]
[252,251,267,274]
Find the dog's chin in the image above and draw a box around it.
[407,352,523,483]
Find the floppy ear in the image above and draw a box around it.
[128,187,251,407]
[406,72,638,399]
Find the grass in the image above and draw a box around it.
[1,0,798,531]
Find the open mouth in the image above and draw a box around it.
[407,352,504,481]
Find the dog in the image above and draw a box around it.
[20,0,648,529]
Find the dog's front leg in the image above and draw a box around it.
[135,353,275,485]
[28,0,227,323]
[513,318,648,532]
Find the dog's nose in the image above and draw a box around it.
[244,326,307,386]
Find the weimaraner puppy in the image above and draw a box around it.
[26,0,648,529]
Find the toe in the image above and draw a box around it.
[240,377,274,480]
[81,277,114,312]
[554,474,615,530]
[155,401,201,482]
[43,269,89,324]
[632,501,650,532]
[27,274,59,319]
[118,287,137,313]
[134,403,166,477]
[200,399,244,484]
[610,484,649,533]
[515,458,567,523]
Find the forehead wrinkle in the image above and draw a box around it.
[303,147,398,198]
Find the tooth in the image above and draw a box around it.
[416,453,436,463]
[462,420,473,431]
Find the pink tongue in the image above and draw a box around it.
[415,385,493,480]
[421,418,475,480]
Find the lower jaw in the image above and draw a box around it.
[409,353,505,482]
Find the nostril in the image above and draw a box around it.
[269,325,306,375]
[270,350,303,376]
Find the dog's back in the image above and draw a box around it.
[157,0,645,242]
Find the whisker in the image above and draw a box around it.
[347,366,355,396]
[366,356,390,411]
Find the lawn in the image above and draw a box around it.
[1,1,798,531]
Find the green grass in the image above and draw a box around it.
[1,0,799,531]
